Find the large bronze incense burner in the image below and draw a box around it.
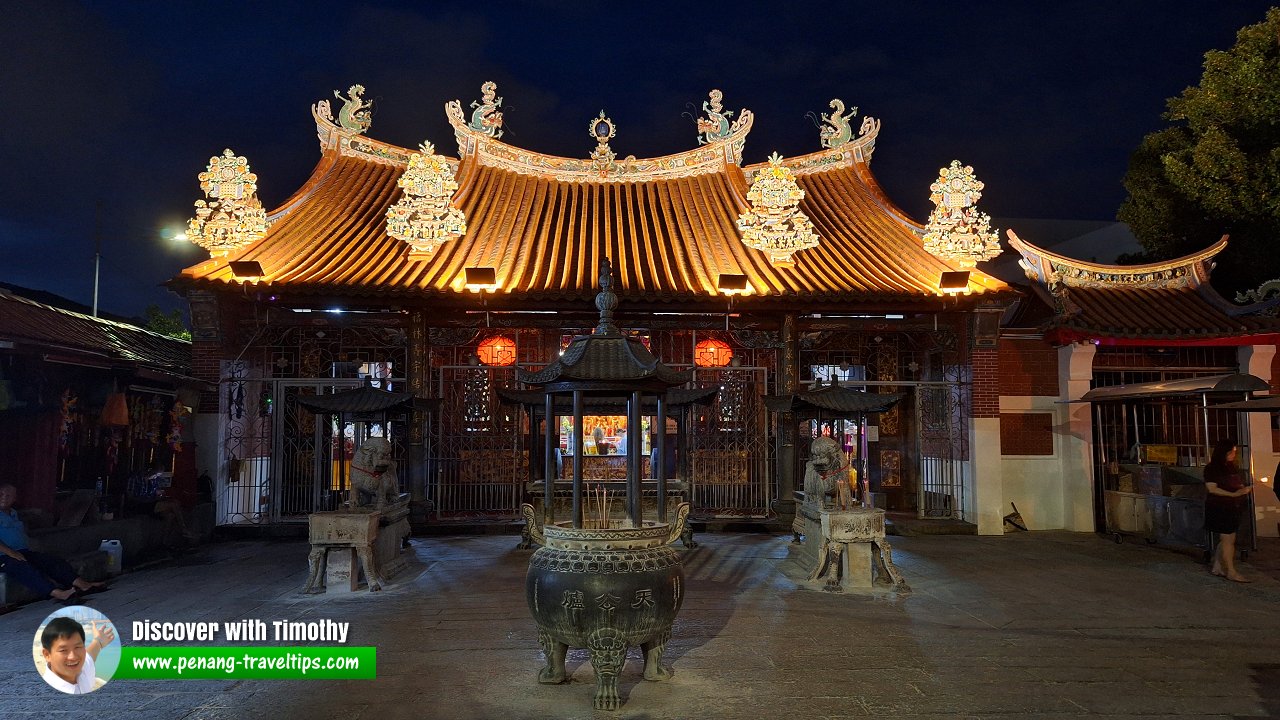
[518,259,691,711]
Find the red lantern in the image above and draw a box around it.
[101,393,130,427]
[477,335,517,366]
[694,338,733,368]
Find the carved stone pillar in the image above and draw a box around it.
[775,314,799,521]
[407,310,430,515]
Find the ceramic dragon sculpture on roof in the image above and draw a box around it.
[333,84,373,134]
[806,98,856,149]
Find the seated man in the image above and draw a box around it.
[0,484,105,602]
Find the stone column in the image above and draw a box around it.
[1057,341,1097,532]
[1239,344,1278,537]
[407,310,430,521]
[775,314,799,523]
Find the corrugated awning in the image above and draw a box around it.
[1078,373,1269,402]
[1208,395,1280,411]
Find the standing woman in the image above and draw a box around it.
[1204,439,1254,582]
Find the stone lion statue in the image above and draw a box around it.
[802,436,854,510]
[348,438,400,510]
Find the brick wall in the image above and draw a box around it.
[998,338,1059,396]
[972,347,1000,418]
[1000,412,1055,455]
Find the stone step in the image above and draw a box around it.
[885,514,977,536]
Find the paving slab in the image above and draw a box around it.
[1,532,1278,718]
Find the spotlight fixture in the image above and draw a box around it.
[229,260,265,280]
[939,270,971,295]
[463,266,497,292]
[716,273,750,295]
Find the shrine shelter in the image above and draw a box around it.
[168,84,1280,536]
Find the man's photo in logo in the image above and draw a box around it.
[32,607,119,694]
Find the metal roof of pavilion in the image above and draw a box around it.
[294,385,438,415]
[764,384,905,415]
[517,259,691,393]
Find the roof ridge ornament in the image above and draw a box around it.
[736,152,821,267]
[695,89,735,144]
[385,140,468,259]
[468,81,505,138]
[921,160,1001,267]
[333,84,373,135]
[594,258,620,336]
[1237,278,1280,306]
[588,111,636,177]
[805,98,857,149]
[185,149,268,257]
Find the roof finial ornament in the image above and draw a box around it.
[385,141,468,259]
[468,81,505,138]
[736,152,820,267]
[333,84,373,134]
[594,257,620,336]
[921,160,1001,267]
[588,111,619,176]
[805,98,856,149]
[186,149,268,257]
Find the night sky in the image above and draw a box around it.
[1,1,1274,319]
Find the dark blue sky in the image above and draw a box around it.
[0,1,1273,318]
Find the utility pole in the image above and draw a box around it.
[92,201,101,317]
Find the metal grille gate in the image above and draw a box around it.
[915,381,968,520]
[688,366,774,519]
[429,364,524,521]
[218,370,404,524]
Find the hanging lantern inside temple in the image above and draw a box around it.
[477,335,517,366]
[694,338,733,368]
[101,392,130,427]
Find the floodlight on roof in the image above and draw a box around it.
[463,266,497,292]
[229,260,265,280]
[716,273,751,296]
[939,271,971,295]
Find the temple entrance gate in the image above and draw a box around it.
[429,363,524,521]
[913,381,968,520]
[217,367,405,525]
[687,365,774,519]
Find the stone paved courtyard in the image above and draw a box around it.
[2,530,1279,719]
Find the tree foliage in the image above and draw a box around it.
[143,304,192,342]
[1118,7,1280,294]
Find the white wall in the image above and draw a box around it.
[1240,345,1279,538]
[971,417,1003,535]
[989,342,1096,533]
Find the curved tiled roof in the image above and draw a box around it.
[173,99,1009,306]
[1008,231,1280,342]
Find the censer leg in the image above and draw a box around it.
[587,628,627,710]
[641,629,672,681]
[536,628,568,684]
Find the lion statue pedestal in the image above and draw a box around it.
[304,437,412,594]
[792,437,907,592]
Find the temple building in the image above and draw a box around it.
[168,84,1280,537]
